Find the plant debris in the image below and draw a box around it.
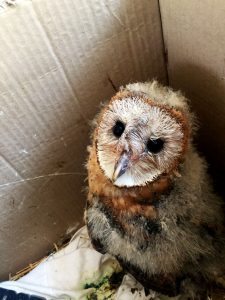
[84,270,125,300]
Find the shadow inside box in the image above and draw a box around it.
[169,62,225,199]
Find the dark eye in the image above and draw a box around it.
[112,120,125,138]
[147,138,164,154]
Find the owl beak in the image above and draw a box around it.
[112,152,130,182]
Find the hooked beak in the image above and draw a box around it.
[112,151,131,182]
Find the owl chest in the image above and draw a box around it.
[94,196,161,240]
[87,146,187,272]
[87,152,172,247]
[86,176,168,258]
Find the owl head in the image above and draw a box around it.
[95,81,191,187]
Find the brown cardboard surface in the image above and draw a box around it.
[159,0,225,195]
[0,0,166,279]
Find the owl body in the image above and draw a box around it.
[85,81,224,297]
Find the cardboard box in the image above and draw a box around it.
[0,0,224,280]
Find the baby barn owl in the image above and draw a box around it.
[85,81,225,298]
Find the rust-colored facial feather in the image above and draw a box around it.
[95,91,189,187]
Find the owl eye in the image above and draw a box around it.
[147,138,164,154]
[112,120,125,137]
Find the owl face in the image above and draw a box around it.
[96,92,188,187]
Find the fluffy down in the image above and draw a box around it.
[85,81,225,298]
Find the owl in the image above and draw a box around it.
[85,81,225,299]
